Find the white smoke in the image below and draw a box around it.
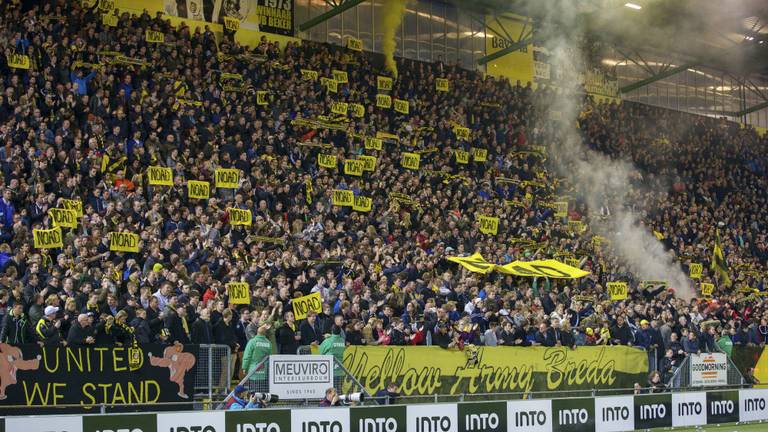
[533,2,694,299]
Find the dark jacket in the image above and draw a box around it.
[0,311,31,344]
[191,318,213,345]
[611,323,634,345]
[66,322,93,346]
[276,322,299,354]
[131,316,153,344]
[213,319,237,349]
[535,329,556,347]
[164,308,190,344]
[299,319,322,346]
[35,318,61,345]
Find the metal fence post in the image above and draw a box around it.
[208,345,213,400]
[100,403,106,414]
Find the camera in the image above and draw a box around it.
[338,392,365,403]
[250,392,279,403]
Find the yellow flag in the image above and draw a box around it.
[48,208,78,229]
[394,98,409,114]
[102,13,118,27]
[109,232,139,252]
[689,263,703,279]
[607,282,628,300]
[7,54,30,70]
[256,91,269,106]
[223,16,240,31]
[145,30,165,43]
[332,190,354,206]
[454,126,470,140]
[471,147,488,162]
[147,166,173,186]
[228,208,252,226]
[353,196,372,212]
[478,216,499,235]
[358,155,377,172]
[227,282,250,304]
[347,38,363,51]
[365,137,383,151]
[188,181,210,199]
[33,227,63,249]
[344,159,364,176]
[317,154,337,169]
[401,152,420,170]
[350,103,365,118]
[215,168,239,188]
[301,69,319,81]
[61,199,83,217]
[332,70,348,84]
[455,150,469,164]
[435,78,449,92]
[377,76,393,91]
[331,101,348,115]
[376,94,392,109]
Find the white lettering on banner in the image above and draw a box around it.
[236,425,281,432]
[292,408,349,432]
[464,413,499,430]
[407,404,457,432]
[710,400,734,415]
[558,408,588,425]
[157,411,225,432]
[740,388,768,422]
[640,404,666,420]
[595,395,634,432]
[269,355,332,400]
[507,399,551,432]
[672,392,706,427]
[690,353,728,387]
[359,418,397,432]
[6,416,83,432]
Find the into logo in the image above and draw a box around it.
[464,413,499,430]
[236,424,281,432]
[745,398,766,412]
[602,406,630,421]
[639,404,666,420]
[558,409,588,425]
[710,400,734,415]
[358,418,397,432]
[96,429,144,432]
[677,402,702,416]
[301,421,342,432]
[170,427,216,432]
[415,416,451,432]
[514,410,547,427]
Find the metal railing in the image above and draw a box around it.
[194,344,232,399]
[669,351,745,388]
[218,354,368,409]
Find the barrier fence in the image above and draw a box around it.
[194,344,233,399]
[4,386,768,432]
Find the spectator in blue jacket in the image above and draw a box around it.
[683,331,700,354]
[634,319,653,349]
[70,68,97,96]
[228,385,262,410]
[0,189,14,227]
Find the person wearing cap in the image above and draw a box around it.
[227,385,261,410]
[634,319,653,349]
[36,305,62,346]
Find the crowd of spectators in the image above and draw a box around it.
[0,0,767,387]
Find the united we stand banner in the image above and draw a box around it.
[0,343,198,414]
[342,345,648,397]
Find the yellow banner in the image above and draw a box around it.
[344,159,364,176]
[343,345,649,396]
[454,126,470,140]
[333,190,354,206]
[690,263,703,279]
[227,282,250,305]
[478,215,499,235]
[554,201,568,218]
[568,220,586,233]
[320,77,338,93]
[187,181,210,199]
[256,91,269,105]
[215,168,239,188]
[365,137,383,151]
[228,208,252,226]
[358,155,377,172]
[145,30,165,43]
[376,94,392,109]
[607,282,628,300]
[347,38,363,51]
[332,70,348,84]
[33,227,63,249]
[497,259,590,278]
[48,208,77,229]
[223,16,240,31]
[350,103,365,118]
[447,253,496,275]
[331,101,348,115]
[401,152,420,170]
[394,98,409,114]
[318,154,337,169]
[109,232,139,252]
[301,69,319,81]
[7,53,30,70]
[98,0,114,10]
[455,150,469,164]
[701,282,714,297]
[353,196,372,212]
[377,76,393,91]
[61,199,83,217]
[292,292,323,321]
[435,78,449,92]
[102,13,118,27]
[472,147,487,162]
[147,166,173,186]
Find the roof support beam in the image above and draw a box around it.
[620,63,695,94]
[299,0,365,32]
[736,100,768,116]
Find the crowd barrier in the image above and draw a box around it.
[3,387,768,432]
